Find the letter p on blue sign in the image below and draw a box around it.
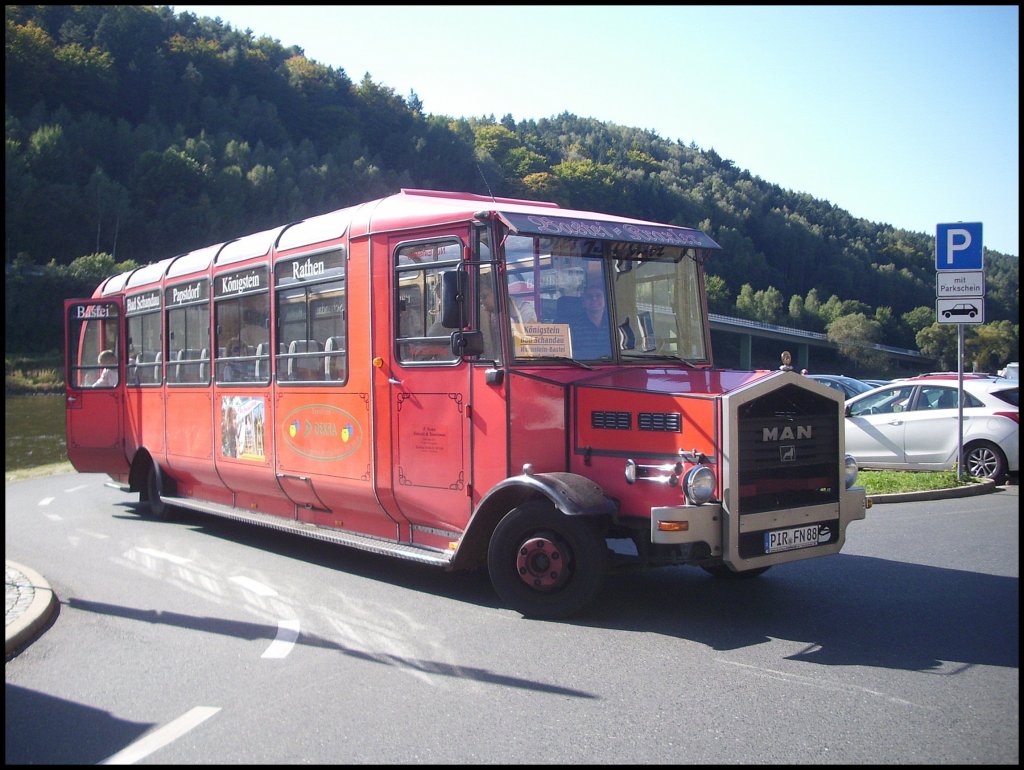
[936,222,983,270]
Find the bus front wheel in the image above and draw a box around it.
[487,501,608,619]
[144,463,174,520]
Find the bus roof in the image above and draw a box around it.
[99,188,721,295]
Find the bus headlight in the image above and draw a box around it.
[683,465,715,505]
[844,454,859,489]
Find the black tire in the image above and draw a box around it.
[964,440,1008,482]
[144,463,175,520]
[487,501,608,619]
[701,564,771,579]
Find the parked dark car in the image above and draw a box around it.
[803,374,875,399]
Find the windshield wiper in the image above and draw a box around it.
[542,356,594,370]
[621,352,699,368]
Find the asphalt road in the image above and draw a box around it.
[5,473,1018,764]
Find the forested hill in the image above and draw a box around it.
[4,5,1018,367]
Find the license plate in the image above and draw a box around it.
[764,524,821,553]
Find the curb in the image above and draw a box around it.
[5,560,58,660]
[868,477,998,504]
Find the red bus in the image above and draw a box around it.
[65,188,867,618]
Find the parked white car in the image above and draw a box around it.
[844,374,1019,481]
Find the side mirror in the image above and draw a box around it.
[451,330,484,358]
[441,270,467,329]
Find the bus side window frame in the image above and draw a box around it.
[274,249,347,385]
[394,237,464,365]
[126,303,163,386]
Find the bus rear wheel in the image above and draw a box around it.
[487,501,608,619]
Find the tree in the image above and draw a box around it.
[965,320,1018,372]
[753,286,784,324]
[901,306,935,337]
[788,294,805,323]
[827,313,887,370]
[915,323,960,370]
[735,284,757,320]
[704,274,731,314]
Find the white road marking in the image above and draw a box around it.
[262,619,301,659]
[45,513,62,521]
[230,575,278,597]
[133,547,192,565]
[64,484,89,492]
[100,706,220,764]
[75,528,110,539]
[39,497,54,506]
[716,658,923,707]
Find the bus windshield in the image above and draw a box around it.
[501,235,708,364]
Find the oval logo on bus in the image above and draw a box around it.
[282,404,363,460]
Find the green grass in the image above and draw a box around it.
[5,461,75,485]
[5,353,64,394]
[858,469,982,495]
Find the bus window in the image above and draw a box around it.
[216,293,269,384]
[166,284,210,385]
[275,283,345,382]
[395,239,461,363]
[126,290,162,386]
[164,280,208,385]
[212,267,267,385]
[67,302,121,388]
[274,250,347,383]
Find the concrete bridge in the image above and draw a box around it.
[708,313,933,373]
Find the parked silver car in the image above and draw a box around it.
[844,374,1019,480]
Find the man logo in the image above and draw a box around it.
[763,425,813,441]
[780,445,796,462]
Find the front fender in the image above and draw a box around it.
[485,471,618,517]
[451,472,617,570]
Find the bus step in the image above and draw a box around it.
[160,496,455,567]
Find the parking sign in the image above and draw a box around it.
[936,222,983,270]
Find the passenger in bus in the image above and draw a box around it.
[222,339,248,382]
[477,279,499,359]
[93,350,118,387]
[563,286,611,359]
[506,283,537,326]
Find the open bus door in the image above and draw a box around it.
[65,298,129,475]
[377,234,474,541]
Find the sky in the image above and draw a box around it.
[170,5,1020,257]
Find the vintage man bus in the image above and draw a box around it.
[65,188,867,618]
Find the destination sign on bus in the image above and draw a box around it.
[275,249,346,285]
[216,267,267,297]
[513,323,573,357]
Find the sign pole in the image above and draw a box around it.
[957,324,964,482]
